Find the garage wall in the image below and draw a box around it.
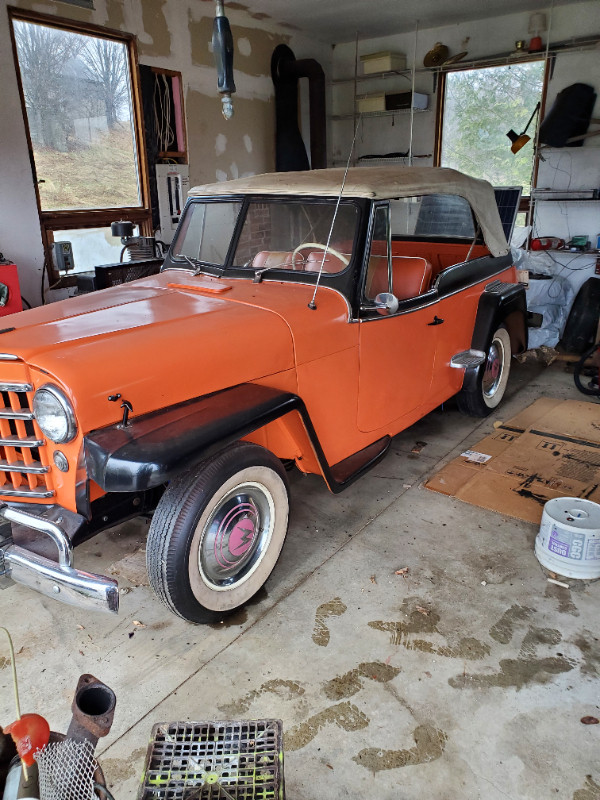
[329,0,600,310]
[0,0,329,306]
[329,1,599,165]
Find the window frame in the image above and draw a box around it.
[8,6,151,285]
[363,202,392,304]
[434,56,551,214]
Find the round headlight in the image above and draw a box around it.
[33,385,77,444]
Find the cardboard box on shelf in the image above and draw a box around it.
[360,51,407,74]
[356,92,429,114]
[356,93,386,113]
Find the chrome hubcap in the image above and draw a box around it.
[198,482,274,590]
[482,339,503,398]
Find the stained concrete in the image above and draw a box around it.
[1,360,599,799]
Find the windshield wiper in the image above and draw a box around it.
[183,255,206,275]
[162,255,204,275]
[164,256,224,277]
[252,261,294,284]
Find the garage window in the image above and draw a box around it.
[9,9,150,282]
[439,61,545,195]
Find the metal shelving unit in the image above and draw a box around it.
[330,107,430,121]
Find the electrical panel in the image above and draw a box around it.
[52,241,75,272]
[156,164,189,244]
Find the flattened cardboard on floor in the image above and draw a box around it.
[425,398,600,524]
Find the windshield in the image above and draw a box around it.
[233,201,357,274]
[172,201,242,266]
[172,198,358,276]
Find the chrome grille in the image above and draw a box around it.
[0,383,54,499]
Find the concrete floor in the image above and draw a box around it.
[1,360,599,800]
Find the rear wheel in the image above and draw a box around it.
[146,442,289,623]
[574,343,600,396]
[457,325,512,417]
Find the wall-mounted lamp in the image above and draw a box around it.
[528,12,547,53]
[506,102,541,154]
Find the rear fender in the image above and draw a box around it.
[462,280,527,392]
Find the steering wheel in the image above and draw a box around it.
[291,243,350,271]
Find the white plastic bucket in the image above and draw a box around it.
[535,497,600,579]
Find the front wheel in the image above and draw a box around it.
[457,325,512,417]
[146,442,290,623]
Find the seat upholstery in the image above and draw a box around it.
[251,251,293,270]
[391,256,432,300]
[366,254,432,301]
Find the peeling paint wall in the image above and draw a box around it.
[105,0,125,31]
[0,0,329,305]
[139,0,171,58]
[187,90,276,183]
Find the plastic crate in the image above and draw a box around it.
[138,720,285,800]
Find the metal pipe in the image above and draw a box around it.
[271,44,327,172]
[276,52,327,170]
[66,674,117,750]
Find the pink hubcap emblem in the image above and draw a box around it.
[214,500,259,570]
[229,519,256,556]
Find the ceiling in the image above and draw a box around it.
[232,0,583,44]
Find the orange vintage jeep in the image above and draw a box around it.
[0,167,527,622]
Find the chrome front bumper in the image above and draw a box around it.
[0,504,119,614]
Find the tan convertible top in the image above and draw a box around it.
[189,166,510,257]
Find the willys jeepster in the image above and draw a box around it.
[0,167,527,623]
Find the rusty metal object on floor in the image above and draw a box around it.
[66,674,116,749]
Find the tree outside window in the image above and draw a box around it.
[13,19,141,211]
[441,62,545,194]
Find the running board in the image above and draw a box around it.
[450,349,486,369]
[329,436,391,490]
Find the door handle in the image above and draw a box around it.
[428,315,444,326]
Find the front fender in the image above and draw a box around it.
[84,384,299,492]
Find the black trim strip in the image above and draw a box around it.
[435,254,513,296]
[84,384,391,495]
[529,430,600,451]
